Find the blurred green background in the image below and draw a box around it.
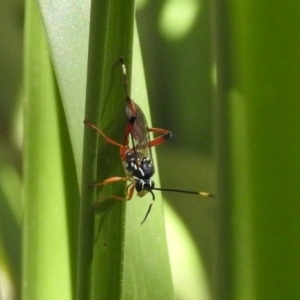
[0,1,23,299]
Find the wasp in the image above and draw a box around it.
[84,58,213,224]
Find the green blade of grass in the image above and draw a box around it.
[37,0,90,180]
[0,151,21,298]
[23,0,79,299]
[78,1,134,299]
[122,24,174,299]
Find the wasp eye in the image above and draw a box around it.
[135,179,144,192]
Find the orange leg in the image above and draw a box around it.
[96,184,135,202]
[84,120,124,147]
[147,127,172,148]
[93,178,135,203]
[90,176,128,187]
[84,120,130,158]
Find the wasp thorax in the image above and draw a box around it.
[134,156,154,179]
[125,151,138,173]
[125,150,155,179]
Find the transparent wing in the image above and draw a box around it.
[126,101,154,169]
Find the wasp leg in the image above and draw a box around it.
[90,176,128,187]
[84,120,124,147]
[147,127,172,148]
[84,120,131,159]
[94,181,135,205]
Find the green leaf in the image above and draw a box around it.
[78,0,135,298]
[23,0,80,299]
[122,24,174,299]
[0,148,22,298]
[37,0,90,179]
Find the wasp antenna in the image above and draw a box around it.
[199,191,215,198]
[119,56,131,102]
[152,187,215,198]
[120,57,127,76]
[140,190,155,225]
[140,201,154,225]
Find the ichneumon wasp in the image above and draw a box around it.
[84,57,214,224]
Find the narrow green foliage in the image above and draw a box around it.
[37,0,90,179]
[23,0,79,299]
[122,26,174,299]
[78,1,134,299]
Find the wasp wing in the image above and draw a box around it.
[126,101,154,171]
